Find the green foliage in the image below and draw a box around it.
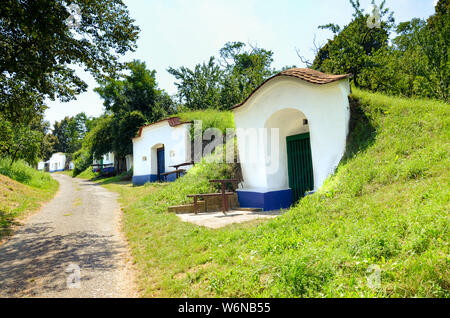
[0,116,43,166]
[76,166,98,180]
[0,0,139,106]
[52,113,89,154]
[102,90,449,298]
[219,41,276,108]
[168,57,223,110]
[177,109,235,137]
[39,133,58,162]
[168,42,276,111]
[312,0,448,101]
[0,157,58,239]
[88,60,172,168]
[72,115,110,176]
[110,111,146,157]
[95,60,175,122]
[312,0,394,87]
[0,157,56,189]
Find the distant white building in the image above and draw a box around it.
[132,117,192,185]
[232,68,351,211]
[125,154,133,172]
[92,152,115,174]
[68,161,75,170]
[37,161,46,171]
[49,153,66,173]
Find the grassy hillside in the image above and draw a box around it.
[99,90,449,297]
[76,166,98,179]
[0,158,58,239]
[177,109,235,136]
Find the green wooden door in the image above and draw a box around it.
[286,133,314,203]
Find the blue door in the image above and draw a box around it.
[157,147,165,181]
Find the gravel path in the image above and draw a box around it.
[0,174,137,298]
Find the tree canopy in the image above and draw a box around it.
[0,0,139,106]
[168,42,277,110]
[74,60,173,172]
[311,0,394,87]
[0,0,140,166]
[309,0,448,101]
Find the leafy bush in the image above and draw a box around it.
[106,89,449,297]
[76,166,99,180]
[0,157,58,239]
[0,157,55,189]
[177,109,235,138]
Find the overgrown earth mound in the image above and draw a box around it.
[96,89,450,297]
[0,159,58,240]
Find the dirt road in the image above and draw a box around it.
[0,174,136,297]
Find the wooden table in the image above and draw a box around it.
[187,192,235,214]
[208,179,239,213]
[170,161,194,170]
[160,169,186,182]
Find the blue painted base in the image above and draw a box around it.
[132,173,179,185]
[237,189,292,211]
[93,167,115,174]
[102,167,115,174]
[132,174,158,185]
[50,169,64,173]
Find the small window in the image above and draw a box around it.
[303,119,309,126]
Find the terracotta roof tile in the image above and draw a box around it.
[133,117,192,139]
[232,68,351,110]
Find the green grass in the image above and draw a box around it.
[177,109,235,137]
[96,90,449,298]
[0,158,58,189]
[0,158,58,239]
[54,170,75,177]
[76,166,99,179]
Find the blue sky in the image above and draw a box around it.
[44,0,438,126]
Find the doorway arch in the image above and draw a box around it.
[264,108,314,202]
[151,143,165,181]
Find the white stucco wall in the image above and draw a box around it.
[125,154,133,171]
[233,76,350,192]
[37,161,45,171]
[132,122,192,177]
[49,153,66,172]
[93,152,115,165]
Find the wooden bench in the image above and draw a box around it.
[160,169,186,182]
[170,161,195,170]
[187,179,240,214]
[187,192,235,214]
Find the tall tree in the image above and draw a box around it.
[92,60,169,168]
[0,0,139,125]
[421,0,449,100]
[311,0,394,87]
[95,60,173,122]
[168,42,275,110]
[219,42,275,108]
[52,113,88,154]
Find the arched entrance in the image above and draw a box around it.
[264,108,314,203]
[151,143,165,181]
[286,132,314,202]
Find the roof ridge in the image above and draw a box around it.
[232,68,350,110]
[133,116,193,139]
